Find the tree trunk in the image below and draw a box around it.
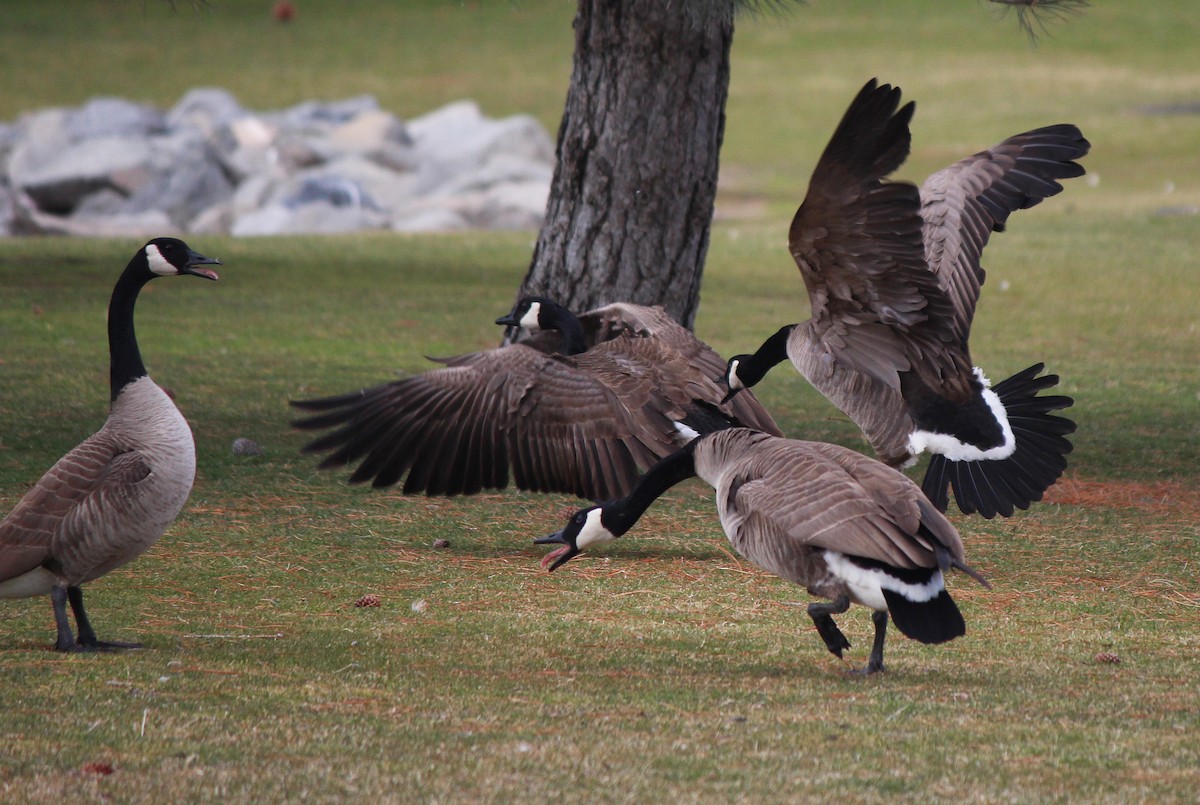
[514,0,734,331]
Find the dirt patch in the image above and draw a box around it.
[1043,477,1200,517]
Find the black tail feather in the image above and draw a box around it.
[921,363,1076,518]
[882,588,966,645]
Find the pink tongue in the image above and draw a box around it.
[540,545,570,570]
[192,268,220,281]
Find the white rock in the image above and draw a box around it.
[275,155,418,213]
[67,97,166,141]
[390,206,469,233]
[232,200,387,236]
[167,87,248,137]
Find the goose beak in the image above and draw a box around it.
[720,387,741,405]
[535,531,580,572]
[184,250,221,281]
[495,313,519,327]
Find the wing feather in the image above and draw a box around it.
[921,124,1090,341]
[788,79,969,400]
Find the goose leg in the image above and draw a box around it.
[50,584,78,652]
[807,595,852,658]
[856,610,889,675]
[67,585,141,651]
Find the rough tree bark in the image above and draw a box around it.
[513,0,734,330]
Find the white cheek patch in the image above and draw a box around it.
[145,244,177,276]
[906,368,1016,462]
[726,359,744,391]
[574,508,615,550]
[519,301,542,331]
[823,551,945,611]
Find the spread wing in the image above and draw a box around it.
[921,124,1090,342]
[292,343,698,502]
[788,78,970,399]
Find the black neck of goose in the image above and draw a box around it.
[603,440,700,537]
[107,262,154,401]
[741,324,795,387]
[539,302,588,356]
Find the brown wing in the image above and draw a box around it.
[580,303,783,436]
[292,344,677,501]
[0,432,148,582]
[789,78,971,400]
[729,437,961,571]
[921,124,1090,342]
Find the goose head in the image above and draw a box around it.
[719,324,797,403]
[720,355,752,404]
[496,296,588,355]
[141,237,221,282]
[495,296,564,332]
[535,506,615,571]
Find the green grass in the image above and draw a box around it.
[2,1,1200,802]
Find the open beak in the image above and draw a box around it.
[534,531,580,572]
[184,250,221,281]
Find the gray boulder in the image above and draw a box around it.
[14,135,156,212]
[166,87,248,136]
[1,89,554,237]
[66,97,167,141]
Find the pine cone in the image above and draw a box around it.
[354,594,381,608]
[1095,651,1121,664]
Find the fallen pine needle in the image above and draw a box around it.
[182,632,286,639]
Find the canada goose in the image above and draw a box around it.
[0,238,220,652]
[722,78,1085,519]
[537,427,989,674]
[291,297,781,502]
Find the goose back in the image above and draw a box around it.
[695,429,965,601]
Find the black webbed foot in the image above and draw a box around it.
[54,585,143,653]
[851,610,889,675]
[76,637,144,652]
[807,596,852,658]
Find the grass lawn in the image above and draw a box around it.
[1,1,1199,802]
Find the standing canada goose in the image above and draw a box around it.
[291,296,781,502]
[722,78,1085,519]
[0,238,220,651]
[537,427,989,674]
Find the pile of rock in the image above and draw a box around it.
[0,89,555,237]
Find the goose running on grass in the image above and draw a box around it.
[0,238,220,652]
[537,427,989,674]
[292,296,781,502]
[722,78,1085,519]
